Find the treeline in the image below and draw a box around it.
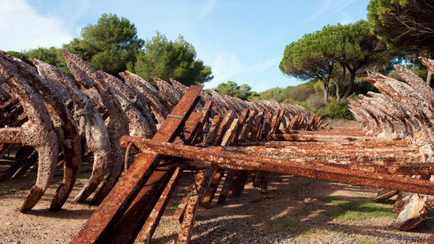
[268,0,434,119]
[9,13,212,86]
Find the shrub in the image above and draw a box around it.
[306,93,324,111]
[316,98,353,120]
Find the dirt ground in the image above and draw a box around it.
[1,162,433,244]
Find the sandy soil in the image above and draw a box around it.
[1,163,433,244]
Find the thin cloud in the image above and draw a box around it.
[328,0,356,17]
[303,0,332,24]
[339,13,355,24]
[0,0,73,51]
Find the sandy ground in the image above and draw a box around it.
[1,162,433,244]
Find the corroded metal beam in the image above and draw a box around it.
[0,127,23,143]
[124,137,434,196]
[71,85,202,244]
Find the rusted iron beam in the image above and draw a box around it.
[71,85,202,244]
[202,169,224,207]
[232,109,249,140]
[238,109,257,141]
[215,110,235,145]
[136,101,212,242]
[243,147,419,164]
[100,165,175,244]
[0,127,23,143]
[0,146,34,181]
[136,167,181,243]
[126,137,434,196]
[262,138,413,149]
[228,171,249,197]
[177,168,216,243]
[272,133,381,142]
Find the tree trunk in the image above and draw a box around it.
[427,70,433,86]
[333,79,340,101]
[342,70,356,100]
[322,80,329,104]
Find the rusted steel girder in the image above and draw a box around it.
[272,133,381,142]
[71,85,202,244]
[136,167,181,243]
[0,127,23,143]
[135,101,212,243]
[124,136,434,196]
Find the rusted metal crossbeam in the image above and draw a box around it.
[124,137,434,196]
[272,133,381,142]
[71,85,202,244]
[0,128,23,143]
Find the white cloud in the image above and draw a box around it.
[204,52,279,89]
[339,13,355,25]
[0,0,73,51]
[328,0,356,17]
[303,0,332,24]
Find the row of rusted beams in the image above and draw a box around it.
[1,48,322,243]
[4,46,434,242]
[348,58,434,231]
[122,137,434,195]
[70,85,202,243]
[0,48,319,213]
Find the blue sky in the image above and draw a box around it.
[0,0,370,91]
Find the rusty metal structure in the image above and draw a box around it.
[2,49,434,243]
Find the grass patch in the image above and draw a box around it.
[320,196,396,220]
[295,209,313,216]
[167,199,180,210]
[271,216,311,234]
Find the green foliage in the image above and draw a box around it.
[64,13,144,75]
[134,32,212,85]
[321,196,396,220]
[7,51,30,64]
[279,27,336,81]
[316,98,353,120]
[214,81,253,100]
[313,80,323,93]
[388,65,428,81]
[280,20,386,102]
[23,47,69,73]
[258,87,286,100]
[368,0,434,54]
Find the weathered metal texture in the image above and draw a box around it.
[126,137,434,195]
[0,50,59,212]
[120,71,167,125]
[347,60,434,232]
[0,146,34,181]
[33,58,111,208]
[71,85,202,244]
[106,166,176,244]
[28,58,82,211]
[154,77,182,107]
[232,108,250,141]
[62,50,129,204]
[0,127,23,143]
[98,71,156,137]
[202,169,224,207]
[134,100,212,242]
[272,132,381,142]
[204,114,223,146]
[249,109,265,141]
[136,167,181,243]
[177,167,216,244]
[238,109,257,141]
[228,170,249,197]
[215,110,236,145]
